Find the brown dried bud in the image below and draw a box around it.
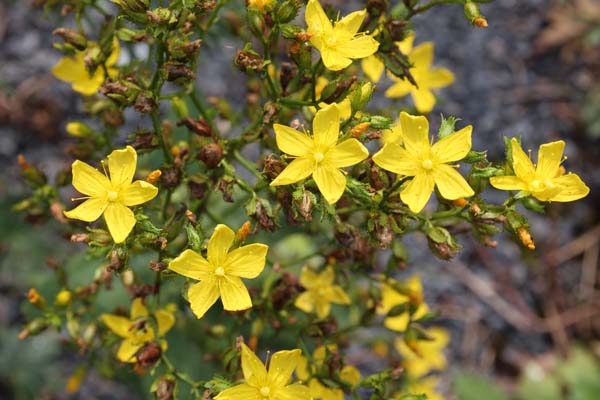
[234,49,264,73]
[218,179,234,202]
[270,272,299,310]
[375,220,393,249]
[128,131,158,150]
[160,167,182,189]
[134,93,156,113]
[155,376,176,400]
[294,31,312,42]
[188,176,208,200]
[264,155,285,180]
[197,143,223,168]
[279,62,294,94]
[50,202,67,224]
[428,241,459,260]
[149,260,167,272]
[28,288,46,309]
[321,76,357,104]
[163,63,195,81]
[52,28,87,50]
[177,117,213,137]
[386,20,409,42]
[136,341,162,368]
[70,233,90,243]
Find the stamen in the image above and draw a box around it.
[71,196,91,201]
[101,159,109,178]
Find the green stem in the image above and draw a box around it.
[233,149,261,179]
[410,0,462,16]
[151,111,173,163]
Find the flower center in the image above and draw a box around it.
[107,191,119,201]
[326,36,337,47]
[259,386,270,397]
[317,287,327,297]
[544,179,555,189]
[214,266,225,277]
[531,179,543,190]
[314,152,325,163]
[421,159,433,170]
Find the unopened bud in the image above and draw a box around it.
[52,28,87,50]
[276,0,300,23]
[234,49,264,73]
[55,289,72,306]
[28,288,46,309]
[349,122,370,138]
[18,318,48,340]
[160,166,182,189]
[66,122,94,138]
[248,0,277,12]
[154,375,176,400]
[464,1,487,27]
[70,233,90,243]
[177,117,213,137]
[237,221,252,242]
[163,63,195,82]
[136,341,162,367]
[452,198,469,208]
[146,169,162,184]
[517,227,535,250]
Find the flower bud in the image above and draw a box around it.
[154,375,176,400]
[55,289,72,306]
[66,122,94,138]
[146,169,162,184]
[160,166,182,189]
[197,143,223,168]
[18,318,48,340]
[236,221,252,243]
[248,0,277,12]
[162,63,195,82]
[234,49,264,73]
[517,227,535,250]
[28,288,46,309]
[188,175,209,199]
[276,0,300,23]
[52,28,87,50]
[349,122,370,138]
[177,117,213,138]
[112,0,150,13]
[464,1,488,27]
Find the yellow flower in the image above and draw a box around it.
[395,327,449,378]
[64,146,158,243]
[101,298,175,363]
[381,116,403,146]
[214,343,310,400]
[385,42,454,113]
[310,77,352,120]
[362,32,415,83]
[248,0,276,11]
[294,266,351,319]
[395,376,445,400]
[270,105,369,204]
[297,345,361,400]
[305,0,379,71]
[377,276,428,332]
[490,138,589,202]
[52,39,120,96]
[373,112,474,213]
[168,225,268,319]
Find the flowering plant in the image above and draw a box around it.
[15,0,591,399]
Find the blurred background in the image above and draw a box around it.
[1,0,600,399]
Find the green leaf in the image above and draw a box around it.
[454,372,510,400]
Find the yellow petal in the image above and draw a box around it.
[224,243,268,278]
[299,266,320,289]
[106,38,121,67]
[325,286,351,304]
[334,98,352,120]
[273,384,311,400]
[64,197,107,222]
[214,384,262,400]
[313,166,347,204]
[384,313,410,331]
[305,0,332,35]
[341,365,361,386]
[104,202,136,243]
[187,279,220,319]
[382,122,403,146]
[431,125,473,163]
[550,173,590,202]
[319,266,335,286]
[52,55,86,83]
[101,314,132,338]
[378,282,409,315]
[434,164,474,200]
[335,35,380,59]
[71,160,111,196]
[373,144,419,176]
[410,42,434,70]
[169,249,212,281]
[72,68,105,96]
[130,298,149,319]
[208,224,235,267]
[274,124,314,157]
[294,292,315,313]
[313,104,340,149]
[362,55,384,83]
[241,342,268,387]
[155,309,175,336]
[108,146,137,187]
[270,157,316,186]
[510,138,536,180]
[489,175,528,191]
[400,173,435,213]
[117,338,143,363]
[327,139,369,168]
[425,67,455,89]
[396,33,414,55]
[267,349,301,387]
[320,47,353,71]
[336,9,367,36]
[120,180,158,206]
[411,88,436,113]
[536,140,565,180]
[315,300,331,319]
[219,276,252,311]
[296,356,311,381]
[399,112,430,156]
[385,78,413,98]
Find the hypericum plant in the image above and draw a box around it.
[15,0,590,399]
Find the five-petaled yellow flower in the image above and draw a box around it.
[378,276,429,332]
[101,298,175,363]
[395,377,444,400]
[373,112,474,213]
[270,105,369,204]
[362,32,415,83]
[214,342,310,400]
[395,327,449,378]
[168,224,268,319]
[490,138,589,202]
[297,345,361,400]
[52,39,120,96]
[64,146,158,243]
[385,42,454,113]
[305,0,379,71]
[294,266,351,319]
